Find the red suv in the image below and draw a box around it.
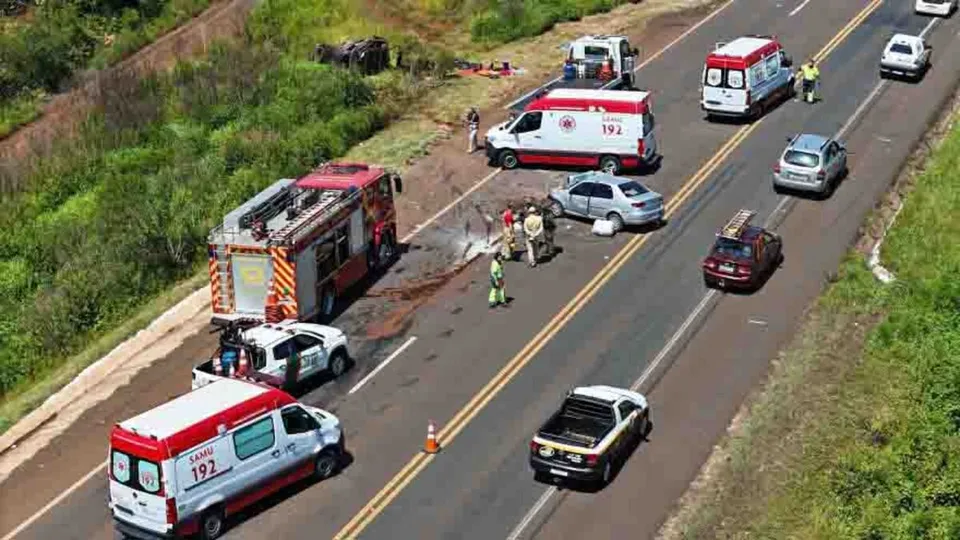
[702,209,783,290]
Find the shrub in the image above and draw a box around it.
[469,0,629,43]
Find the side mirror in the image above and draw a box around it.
[392,174,403,194]
[631,47,639,57]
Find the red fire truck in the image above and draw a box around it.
[208,162,403,325]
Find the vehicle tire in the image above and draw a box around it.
[320,286,336,319]
[376,231,397,269]
[499,150,519,169]
[200,508,225,540]
[533,470,551,483]
[313,449,340,481]
[548,198,564,218]
[600,461,613,487]
[606,212,625,232]
[703,275,716,289]
[328,348,348,378]
[599,155,621,175]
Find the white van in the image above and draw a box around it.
[485,88,658,175]
[700,36,794,120]
[915,0,956,16]
[108,378,343,539]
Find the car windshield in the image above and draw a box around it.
[714,238,752,259]
[783,150,820,168]
[889,43,913,55]
[618,181,649,197]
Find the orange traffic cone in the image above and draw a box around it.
[264,278,282,323]
[599,57,613,81]
[424,420,440,454]
[237,349,248,375]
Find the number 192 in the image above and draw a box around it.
[602,124,622,136]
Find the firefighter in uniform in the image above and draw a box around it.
[799,60,820,103]
[489,252,506,308]
[523,206,544,267]
[501,206,516,260]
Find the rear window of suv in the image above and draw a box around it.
[111,450,162,494]
[713,238,753,259]
[783,150,820,168]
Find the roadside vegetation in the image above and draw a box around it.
[0,0,213,138]
[661,107,960,539]
[0,0,681,432]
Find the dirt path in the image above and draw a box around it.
[0,0,255,178]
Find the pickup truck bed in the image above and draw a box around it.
[537,396,616,448]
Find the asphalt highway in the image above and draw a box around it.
[2,1,958,539]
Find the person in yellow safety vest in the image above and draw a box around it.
[798,60,820,103]
[489,251,506,308]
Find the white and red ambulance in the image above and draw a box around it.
[485,88,658,175]
[700,35,795,120]
[108,378,343,539]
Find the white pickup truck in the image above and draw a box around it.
[192,320,350,392]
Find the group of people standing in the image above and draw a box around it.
[489,203,557,308]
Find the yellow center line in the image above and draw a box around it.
[333,1,886,537]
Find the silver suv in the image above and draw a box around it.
[773,134,848,197]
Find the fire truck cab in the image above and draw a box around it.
[209,163,402,326]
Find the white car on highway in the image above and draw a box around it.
[879,33,931,81]
[915,0,956,17]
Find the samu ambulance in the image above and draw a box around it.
[485,88,658,175]
[700,35,795,120]
[108,378,343,539]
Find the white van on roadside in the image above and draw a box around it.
[485,88,658,175]
[108,378,343,539]
[700,35,795,120]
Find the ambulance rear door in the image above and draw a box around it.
[702,61,748,114]
[109,447,170,535]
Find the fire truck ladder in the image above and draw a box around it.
[269,189,359,243]
[719,209,756,240]
[212,244,232,309]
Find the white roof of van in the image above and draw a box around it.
[119,378,268,440]
[546,88,650,102]
[714,37,773,58]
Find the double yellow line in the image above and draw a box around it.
[333,1,885,537]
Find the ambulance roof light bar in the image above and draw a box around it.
[718,209,756,240]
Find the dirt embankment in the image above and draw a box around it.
[0,0,255,177]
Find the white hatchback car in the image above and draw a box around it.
[916,0,956,17]
[879,34,931,81]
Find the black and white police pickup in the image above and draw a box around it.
[529,385,649,485]
[880,33,931,81]
[192,320,350,391]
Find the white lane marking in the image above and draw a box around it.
[348,336,418,395]
[634,0,736,72]
[920,16,940,38]
[1,460,107,540]
[400,169,502,244]
[505,484,559,540]
[630,290,719,392]
[788,0,812,17]
[836,80,888,140]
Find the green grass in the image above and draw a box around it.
[663,111,960,539]
[0,90,44,139]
